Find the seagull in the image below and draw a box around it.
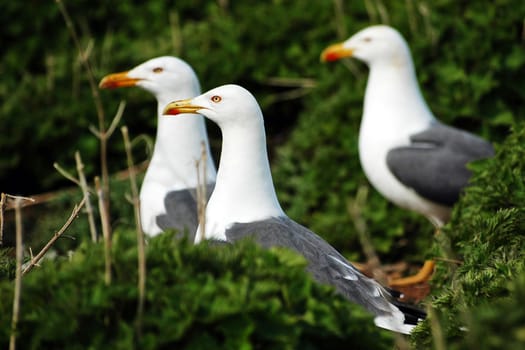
[163,84,425,334]
[321,25,494,285]
[99,56,217,237]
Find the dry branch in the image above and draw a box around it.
[9,198,23,350]
[1,194,35,246]
[121,126,146,338]
[95,177,112,285]
[75,152,98,242]
[196,141,208,242]
[347,186,388,285]
[0,193,5,246]
[22,197,87,276]
[56,0,112,235]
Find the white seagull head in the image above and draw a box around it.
[162,84,262,128]
[321,25,412,67]
[99,56,200,100]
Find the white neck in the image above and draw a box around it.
[199,117,284,241]
[143,95,217,191]
[362,60,435,135]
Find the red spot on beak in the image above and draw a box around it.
[323,52,341,62]
[164,107,181,115]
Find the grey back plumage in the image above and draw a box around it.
[226,216,402,319]
[156,183,215,239]
[386,123,494,206]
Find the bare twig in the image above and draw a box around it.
[433,257,462,265]
[169,11,183,55]
[374,0,390,25]
[22,197,87,275]
[347,186,388,285]
[106,101,126,139]
[263,77,316,88]
[131,134,154,160]
[405,0,418,36]
[121,126,146,337]
[53,162,82,188]
[3,196,35,211]
[9,198,23,350]
[332,0,347,39]
[196,141,208,243]
[363,0,378,23]
[0,193,5,246]
[75,152,98,242]
[56,0,111,235]
[95,177,111,285]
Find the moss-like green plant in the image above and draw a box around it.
[0,231,394,349]
[411,122,525,348]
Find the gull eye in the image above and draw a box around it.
[153,67,164,73]
[211,95,222,103]
[362,37,372,42]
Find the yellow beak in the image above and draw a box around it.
[163,99,205,115]
[320,42,353,62]
[99,71,141,89]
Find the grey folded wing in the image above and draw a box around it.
[386,123,494,206]
[225,216,398,318]
[156,183,215,239]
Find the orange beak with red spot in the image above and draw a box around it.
[163,99,205,116]
[320,42,354,62]
[99,71,142,89]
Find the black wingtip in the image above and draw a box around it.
[392,300,427,325]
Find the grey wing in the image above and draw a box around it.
[156,183,215,239]
[386,123,494,206]
[225,217,397,318]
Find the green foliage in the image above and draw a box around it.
[452,272,525,350]
[411,123,525,348]
[0,249,15,281]
[0,231,393,349]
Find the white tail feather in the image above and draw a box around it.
[373,306,415,335]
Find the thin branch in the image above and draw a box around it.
[53,162,82,187]
[55,0,105,127]
[374,0,390,25]
[332,0,347,39]
[363,0,378,23]
[131,134,154,160]
[106,101,126,139]
[75,152,98,242]
[22,197,87,275]
[169,11,183,55]
[9,198,23,350]
[56,0,111,235]
[88,125,102,138]
[95,177,111,285]
[433,257,463,265]
[196,141,208,243]
[347,186,388,285]
[0,193,5,246]
[3,195,35,211]
[263,77,316,88]
[121,126,146,339]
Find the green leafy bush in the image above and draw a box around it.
[0,231,393,349]
[411,122,525,348]
[450,272,525,349]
